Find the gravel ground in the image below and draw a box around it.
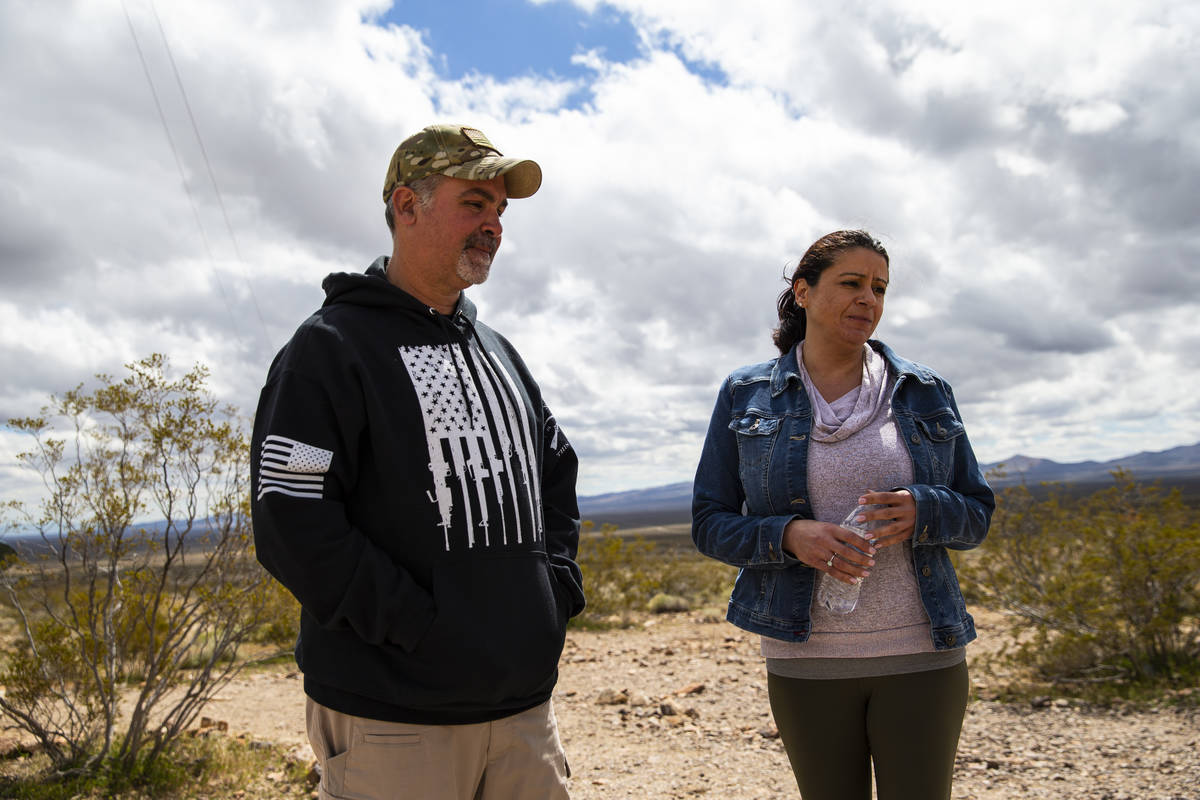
[552,611,1200,800]
[96,608,1200,799]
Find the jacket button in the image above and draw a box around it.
[919,533,929,542]
[791,497,806,505]
[910,433,920,444]
[922,566,932,577]
[946,635,956,646]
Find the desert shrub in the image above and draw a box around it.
[248,572,302,650]
[0,355,275,778]
[0,731,313,799]
[574,523,732,626]
[958,472,1200,687]
[646,593,691,614]
[575,524,657,624]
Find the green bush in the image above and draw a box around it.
[958,472,1200,688]
[0,355,275,777]
[647,593,691,614]
[574,523,732,627]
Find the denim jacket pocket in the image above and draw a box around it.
[915,410,964,482]
[729,414,780,507]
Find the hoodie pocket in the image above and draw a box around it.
[410,552,566,706]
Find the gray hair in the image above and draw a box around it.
[384,173,445,233]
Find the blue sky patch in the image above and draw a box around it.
[377,0,641,82]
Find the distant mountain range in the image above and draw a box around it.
[578,442,1200,526]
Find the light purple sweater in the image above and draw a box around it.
[761,344,939,665]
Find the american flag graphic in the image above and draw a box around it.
[257,434,334,500]
[399,342,542,552]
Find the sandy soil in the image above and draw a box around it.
[196,608,1199,799]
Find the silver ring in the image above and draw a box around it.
[825,554,835,567]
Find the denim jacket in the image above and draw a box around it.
[691,340,994,650]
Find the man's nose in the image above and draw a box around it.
[481,209,502,237]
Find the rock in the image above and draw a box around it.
[286,742,316,766]
[596,688,629,705]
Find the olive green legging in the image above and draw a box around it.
[767,661,969,800]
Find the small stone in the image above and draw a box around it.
[596,688,629,705]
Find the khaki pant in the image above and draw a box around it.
[306,697,571,800]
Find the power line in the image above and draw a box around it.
[121,0,243,342]
[149,0,269,344]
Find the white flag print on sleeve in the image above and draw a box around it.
[257,435,334,500]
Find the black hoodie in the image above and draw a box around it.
[251,258,584,725]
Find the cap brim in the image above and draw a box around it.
[445,156,542,199]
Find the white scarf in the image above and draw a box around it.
[797,342,889,443]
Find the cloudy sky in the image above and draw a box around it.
[2,0,1198,504]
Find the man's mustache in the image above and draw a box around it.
[465,234,498,256]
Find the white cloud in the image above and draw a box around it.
[1061,101,1129,134]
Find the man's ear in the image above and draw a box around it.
[390,186,419,226]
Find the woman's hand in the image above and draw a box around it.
[782,518,876,585]
[856,489,916,548]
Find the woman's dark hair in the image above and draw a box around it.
[772,229,889,354]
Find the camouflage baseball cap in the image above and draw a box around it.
[382,124,542,203]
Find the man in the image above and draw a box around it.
[251,124,584,800]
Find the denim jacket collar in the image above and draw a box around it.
[769,345,804,398]
[772,339,937,398]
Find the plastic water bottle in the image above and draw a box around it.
[816,504,886,614]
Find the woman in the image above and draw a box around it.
[692,230,994,800]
